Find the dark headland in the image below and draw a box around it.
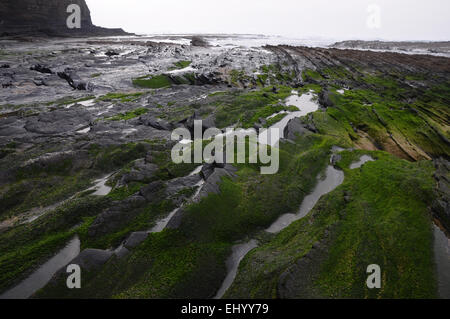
[0,0,129,37]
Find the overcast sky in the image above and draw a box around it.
[86,0,450,41]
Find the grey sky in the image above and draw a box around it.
[86,0,450,41]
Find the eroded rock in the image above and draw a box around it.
[123,231,148,249]
[88,195,146,237]
[70,249,114,271]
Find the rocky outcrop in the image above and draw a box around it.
[197,165,237,199]
[165,174,202,197]
[70,249,114,271]
[138,115,174,131]
[24,108,93,134]
[57,68,94,91]
[41,248,114,293]
[0,0,129,37]
[166,165,237,230]
[283,117,317,141]
[182,111,217,136]
[139,181,165,202]
[277,229,334,299]
[191,36,210,47]
[123,231,149,249]
[87,195,147,237]
[432,158,450,234]
[318,89,335,108]
[116,159,159,187]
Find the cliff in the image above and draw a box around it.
[0,0,129,37]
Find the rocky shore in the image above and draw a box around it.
[0,34,449,299]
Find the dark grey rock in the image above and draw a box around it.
[165,174,202,197]
[57,68,93,91]
[284,118,315,140]
[30,64,53,74]
[139,181,165,202]
[331,154,342,166]
[117,159,158,187]
[88,195,146,237]
[200,164,215,180]
[105,50,119,57]
[432,157,450,233]
[115,246,130,259]
[139,115,173,131]
[318,89,334,108]
[123,231,148,249]
[191,36,210,47]
[202,115,216,129]
[24,108,92,134]
[166,207,186,230]
[14,151,92,179]
[184,112,217,133]
[277,233,333,299]
[253,123,263,130]
[198,166,237,199]
[145,152,154,163]
[70,249,113,271]
[166,165,237,229]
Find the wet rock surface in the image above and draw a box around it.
[284,117,316,140]
[165,174,202,197]
[139,181,165,202]
[277,227,335,299]
[117,159,159,187]
[123,231,149,249]
[191,36,211,47]
[198,166,237,199]
[0,34,448,299]
[87,195,147,237]
[70,249,114,271]
[166,165,237,230]
[432,158,450,233]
